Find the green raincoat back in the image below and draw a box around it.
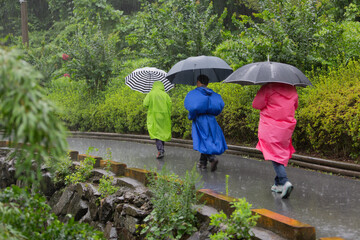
[143,81,172,141]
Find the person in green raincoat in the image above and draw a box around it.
[143,81,172,159]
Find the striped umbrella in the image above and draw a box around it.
[125,67,174,93]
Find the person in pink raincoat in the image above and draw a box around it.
[252,82,298,199]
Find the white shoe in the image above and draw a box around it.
[271,184,283,193]
[281,181,293,199]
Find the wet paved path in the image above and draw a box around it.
[68,137,360,240]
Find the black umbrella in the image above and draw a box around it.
[166,55,233,85]
[223,61,312,87]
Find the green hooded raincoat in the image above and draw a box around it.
[143,81,172,142]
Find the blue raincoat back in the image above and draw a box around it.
[184,87,227,155]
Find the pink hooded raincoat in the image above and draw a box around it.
[252,83,298,166]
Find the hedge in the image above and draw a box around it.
[48,60,360,161]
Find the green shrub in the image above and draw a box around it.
[17,42,64,86]
[141,166,202,240]
[168,84,193,139]
[47,76,93,130]
[295,60,360,159]
[211,82,259,144]
[0,186,105,240]
[62,21,119,92]
[132,0,226,70]
[217,0,346,72]
[0,48,68,187]
[90,85,147,133]
[65,147,98,185]
[210,198,259,240]
[98,148,119,199]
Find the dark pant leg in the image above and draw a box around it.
[272,161,288,185]
[200,153,208,166]
[155,139,164,153]
[207,154,216,163]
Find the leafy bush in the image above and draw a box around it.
[295,60,360,159]
[0,48,68,187]
[90,85,147,133]
[295,61,360,158]
[0,185,105,240]
[18,42,64,86]
[210,198,259,240]
[341,21,360,62]
[47,76,93,130]
[62,21,119,92]
[216,0,345,72]
[98,148,119,199]
[211,82,259,144]
[167,84,193,139]
[132,0,227,70]
[65,147,98,185]
[141,166,202,240]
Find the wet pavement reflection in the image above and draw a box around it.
[68,137,360,240]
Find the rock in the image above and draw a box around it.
[124,191,136,203]
[187,232,201,240]
[90,221,105,232]
[123,215,139,234]
[89,200,99,221]
[79,209,92,224]
[99,195,122,223]
[0,158,16,188]
[89,169,114,184]
[40,172,56,198]
[67,191,89,221]
[52,185,76,216]
[104,221,118,240]
[48,190,63,208]
[85,183,101,201]
[122,204,147,218]
[116,227,137,240]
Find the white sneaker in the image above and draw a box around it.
[281,181,293,199]
[271,184,283,193]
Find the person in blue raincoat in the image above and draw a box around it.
[184,75,227,171]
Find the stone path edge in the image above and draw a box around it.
[69,131,360,179]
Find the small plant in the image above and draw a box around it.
[52,153,73,184]
[65,147,98,185]
[210,198,259,240]
[225,174,230,196]
[98,148,119,199]
[140,165,202,240]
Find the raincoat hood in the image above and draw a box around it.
[266,83,297,100]
[152,81,165,91]
[197,86,214,96]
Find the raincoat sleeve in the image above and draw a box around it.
[184,90,198,120]
[252,85,268,110]
[208,93,224,116]
[143,94,150,108]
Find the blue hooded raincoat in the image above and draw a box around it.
[184,87,227,155]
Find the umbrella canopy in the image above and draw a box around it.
[125,67,174,93]
[166,55,233,85]
[223,61,312,87]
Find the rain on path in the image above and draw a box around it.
[68,137,360,240]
